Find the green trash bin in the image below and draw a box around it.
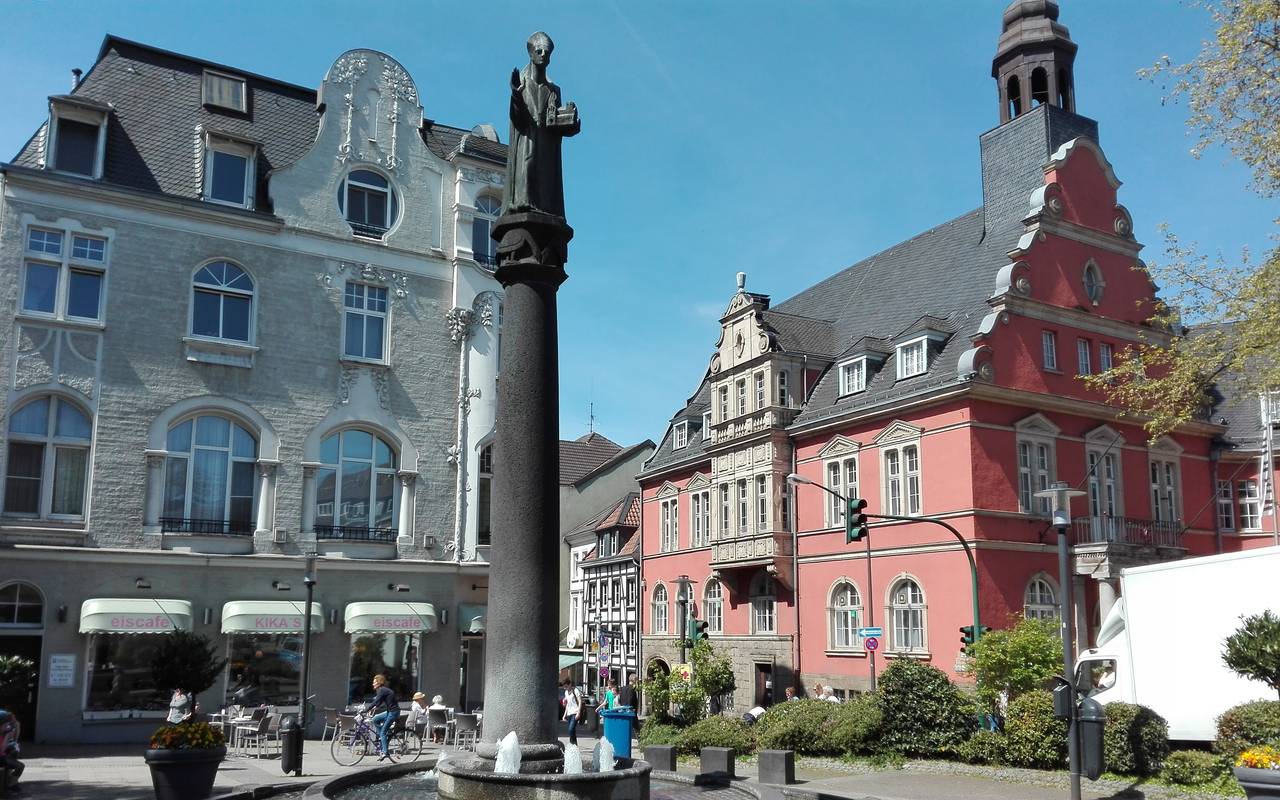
[598,707,636,759]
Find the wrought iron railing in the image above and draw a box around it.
[160,517,253,536]
[348,221,389,239]
[314,524,397,543]
[1072,516,1183,549]
[474,252,497,268]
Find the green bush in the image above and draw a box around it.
[1215,700,1280,757]
[1002,690,1067,769]
[969,617,1062,712]
[1103,702,1169,776]
[954,730,1007,765]
[753,699,838,754]
[1160,749,1230,785]
[824,694,883,755]
[679,715,754,755]
[877,660,975,757]
[637,720,683,749]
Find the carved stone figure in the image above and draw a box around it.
[504,31,579,218]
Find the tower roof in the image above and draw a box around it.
[993,0,1078,77]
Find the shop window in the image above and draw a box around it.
[161,415,257,535]
[225,634,302,707]
[85,634,168,711]
[3,395,92,519]
[346,633,419,706]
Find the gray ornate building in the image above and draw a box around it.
[0,37,506,742]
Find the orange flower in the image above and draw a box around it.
[1237,745,1280,770]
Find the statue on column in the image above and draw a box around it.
[504,31,580,219]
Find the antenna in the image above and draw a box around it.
[588,401,596,435]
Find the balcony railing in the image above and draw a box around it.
[160,517,253,536]
[1072,516,1183,549]
[349,221,389,239]
[474,251,497,269]
[315,524,397,543]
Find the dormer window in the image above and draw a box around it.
[203,135,256,209]
[202,70,247,113]
[339,169,398,239]
[838,359,866,396]
[46,99,107,179]
[673,421,689,450]
[896,338,928,379]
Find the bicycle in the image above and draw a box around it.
[330,711,423,766]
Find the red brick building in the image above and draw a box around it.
[637,1,1277,709]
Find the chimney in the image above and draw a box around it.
[71,68,83,90]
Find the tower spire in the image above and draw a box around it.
[992,0,1078,124]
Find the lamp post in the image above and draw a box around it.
[1035,481,1087,800]
[295,553,317,777]
[674,575,691,664]
[786,473,877,691]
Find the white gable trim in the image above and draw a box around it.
[1014,412,1061,437]
[817,435,861,459]
[656,481,680,498]
[873,420,924,445]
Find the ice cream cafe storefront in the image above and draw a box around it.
[81,598,193,721]
[221,601,325,710]
[343,602,436,707]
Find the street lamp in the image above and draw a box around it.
[786,473,879,691]
[674,575,692,663]
[295,553,317,777]
[1035,481,1087,800]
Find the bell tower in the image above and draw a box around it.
[992,0,1078,123]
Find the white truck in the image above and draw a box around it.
[1075,546,1280,742]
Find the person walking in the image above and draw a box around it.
[363,675,399,760]
[561,679,583,746]
[166,688,192,724]
[615,674,638,709]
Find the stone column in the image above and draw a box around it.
[300,462,320,543]
[397,470,417,545]
[143,450,166,529]
[1096,578,1118,630]
[255,460,279,537]
[475,211,572,772]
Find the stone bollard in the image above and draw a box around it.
[700,746,735,780]
[644,744,677,772]
[758,750,796,785]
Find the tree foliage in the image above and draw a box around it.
[0,655,37,697]
[643,641,735,724]
[1088,1,1280,437]
[150,630,227,697]
[969,616,1063,711]
[1223,610,1280,700]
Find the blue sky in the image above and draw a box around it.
[2,1,1274,448]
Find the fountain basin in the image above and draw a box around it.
[437,756,650,800]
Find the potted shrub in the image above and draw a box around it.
[1235,745,1280,799]
[143,631,228,800]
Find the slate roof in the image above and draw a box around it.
[7,36,505,209]
[1201,322,1276,451]
[575,493,641,563]
[641,378,714,475]
[559,433,623,485]
[760,310,839,357]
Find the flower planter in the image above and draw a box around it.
[1235,767,1280,800]
[144,745,226,800]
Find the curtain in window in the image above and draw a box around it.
[191,448,229,520]
[52,446,88,515]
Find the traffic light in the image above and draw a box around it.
[688,618,709,643]
[960,624,976,647]
[845,498,869,543]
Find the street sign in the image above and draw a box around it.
[864,636,879,652]
[600,630,623,639]
[857,626,883,637]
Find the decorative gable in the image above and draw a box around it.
[1084,423,1125,446]
[1014,412,1061,437]
[656,481,680,498]
[873,420,924,445]
[817,435,860,459]
[685,473,710,490]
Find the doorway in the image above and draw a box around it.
[0,581,46,741]
[754,662,773,708]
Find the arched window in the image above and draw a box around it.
[1031,67,1050,106]
[651,584,668,633]
[1024,576,1059,621]
[191,261,254,343]
[315,429,397,540]
[471,195,501,267]
[162,415,257,534]
[889,578,926,653]
[3,395,91,518]
[0,582,44,626]
[477,444,493,546]
[1083,261,1104,305]
[1006,75,1023,118]
[704,579,724,634]
[750,571,775,634]
[339,169,398,238]
[829,581,862,650]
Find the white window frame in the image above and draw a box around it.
[1086,448,1123,518]
[342,281,389,364]
[824,455,859,527]
[896,338,928,379]
[755,474,768,531]
[339,168,398,238]
[45,101,107,179]
[203,135,256,209]
[718,386,729,423]
[737,478,749,534]
[189,260,256,345]
[754,371,766,410]
[828,580,863,651]
[470,194,501,266]
[1042,330,1059,371]
[1017,438,1055,515]
[702,411,712,441]
[736,378,747,417]
[1217,479,1236,531]
[1099,342,1113,372]
[1023,575,1059,621]
[1149,456,1180,523]
[777,371,789,407]
[672,421,689,450]
[1077,338,1092,376]
[838,358,866,396]
[659,497,678,552]
[202,69,247,113]
[162,414,259,532]
[704,579,724,634]
[314,428,399,535]
[1239,479,1261,530]
[691,489,710,547]
[20,225,109,324]
[651,584,668,634]
[718,483,730,539]
[750,573,776,634]
[887,577,927,654]
[2,395,93,520]
[883,442,921,516]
